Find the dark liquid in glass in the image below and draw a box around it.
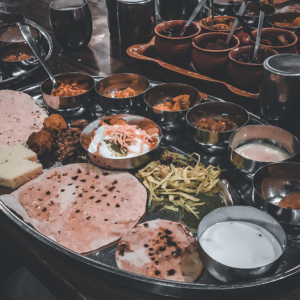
[50,0,92,51]
[158,0,199,21]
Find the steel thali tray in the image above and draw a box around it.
[0,78,299,299]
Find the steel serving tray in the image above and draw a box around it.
[0,77,299,299]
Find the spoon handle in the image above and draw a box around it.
[253,11,265,60]
[18,24,58,90]
[226,2,246,45]
[180,0,207,36]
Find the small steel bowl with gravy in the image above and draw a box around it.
[80,114,162,169]
[187,102,249,153]
[144,83,201,132]
[41,72,95,117]
[95,73,150,114]
[0,42,44,77]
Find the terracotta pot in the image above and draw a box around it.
[200,16,247,45]
[191,32,240,80]
[250,28,298,54]
[154,20,201,66]
[228,46,278,93]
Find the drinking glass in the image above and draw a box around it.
[157,0,199,21]
[50,0,92,51]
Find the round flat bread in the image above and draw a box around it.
[116,220,203,282]
[0,163,147,253]
[0,90,47,148]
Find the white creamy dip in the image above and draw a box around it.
[235,142,290,162]
[199,221,282,269]
[88,125,157,159]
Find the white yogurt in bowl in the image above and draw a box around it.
[197,206,287,282]
[199,221,282,269]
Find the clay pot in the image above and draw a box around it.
[250,28,298,54]
[191,32,240,80]
[200,16,246,45]
[228,46,278,93]
[154,20,201,66]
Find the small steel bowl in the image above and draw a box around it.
[80,114,162,170]
[253,162,300,226]
[0,13,25,29]
[0,42,45,77]
[186,102,249,154]
[0,25,40,46]
[267,13,300,37]
[41,72,95,117]
[229,125,300,181]
[144,83,201,132]
[197,206,287,283]
[95,73,150,114]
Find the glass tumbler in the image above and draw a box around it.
[50,0,93,51]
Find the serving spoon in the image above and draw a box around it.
[17,24,58,90]
[253,11,265,61]
[208,0,214,28]
[179,0,207,37]
[226,2,246,45]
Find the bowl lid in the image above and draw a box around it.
[264,54,300,76]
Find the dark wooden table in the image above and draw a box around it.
[1,0,300,300]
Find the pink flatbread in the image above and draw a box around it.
[0,90,47,148]
[0,163,147,253]
[116,220,203,282]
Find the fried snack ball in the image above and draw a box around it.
[27,130,54,155]
[43,114,67,134]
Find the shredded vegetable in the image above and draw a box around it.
[136,150,222,218]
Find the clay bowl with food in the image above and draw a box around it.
[197,206,286,283]
[233,2,275,28]
[228,46,278,93]
[229,125,300,181]
[0,42,45,77]
[0,25,40,46]
[154,20,201,66]
[192,32,240,80]
[95,73,150,114]
[253,162,300,227]
[80,114,162,170]
[187,101,249,154]
[144,83,201,132]
[41,72,95,117]
[0,13,25,29]
[250,28,298,54]
[199,16,245,44]
[268,13,300,37]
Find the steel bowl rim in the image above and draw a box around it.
[50,0,88,10]
[80,114,162,162]
[228,124,300,163]
[186,101,250,134]
[95,73,151,99]
[252,161,300,213]
[143,82,202,114]
[41,71,95,98]
[197,205,287,271]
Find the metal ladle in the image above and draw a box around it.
[253,11,265,61]
[18,24,58,90]
[180,0,207,37]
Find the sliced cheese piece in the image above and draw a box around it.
[0,158,42,189]
[0,144,38,164]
